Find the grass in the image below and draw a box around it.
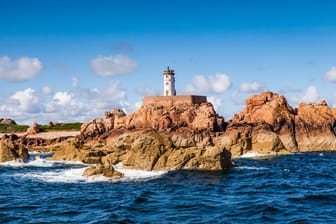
[40,123,82,131]
[0,122,82,133]
[0,124,29,133]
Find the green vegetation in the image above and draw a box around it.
[0,124,29,133]
[0,122,82,133]
[40,123,82,131]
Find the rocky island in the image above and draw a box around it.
[2,68,336,179]
[2,90,336,179]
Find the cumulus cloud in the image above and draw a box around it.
[0,56,43,81]
[90,55,137,76]
[53,91,75,106]
[185,73,231,94]
[44,91,90,120]
[239,81,264,93]
[0,78,135,124]
[302,86,319,102]
[291,85,320,103]
[4,88,40,114]
[208,96,222,111]
[104,80,127,101]
[324,66,336,82]
[79,80,128,112]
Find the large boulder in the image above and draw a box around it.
[49,140,103,164]
[0,135,29,162]
[222,91,297,157]
[26,122,41,135]
[0,118,17,125]
[225,91,336,156]
[83,163,124,178]
[295,101,336,151]
[230,91,297,152]
[80,108,126,139]
[103,131,232,171]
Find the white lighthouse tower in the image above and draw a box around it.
[163,66,176,96]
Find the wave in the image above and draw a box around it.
[240,152,268,158]
[0,154,85,168]
[1,157,167,183]
[114,163,167,182]
[17,167,167,183]
[17,168,88,183]
[239,151,283,159]
[235,166,268,170]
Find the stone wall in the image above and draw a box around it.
[143,95,207,107]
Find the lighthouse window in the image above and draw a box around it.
[165,82,168,85]
[165,75,168,78]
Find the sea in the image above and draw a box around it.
[1,151,336,223]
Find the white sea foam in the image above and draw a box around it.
[114,163,167,182]
[3,159,166,183]
[236,166,268,170]
[240,152,268,158]
[18,166,167,183]
[0,158,53,168]
[0,154,85,168]
[21,168,88,183]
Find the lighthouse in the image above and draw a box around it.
[142,67,207,107]
[163,66,176,96]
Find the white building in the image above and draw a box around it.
[163,66,176,96]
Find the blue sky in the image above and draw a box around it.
[1,0,336,124]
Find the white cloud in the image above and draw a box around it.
[79,80,128,113]
[90,55,137,76]
[135,101,142,109]
[0,79,135,124]
[0,88,41,116]
[42,85,53,95]
[72,76,79,88]
[0,56,43,81]
[291,85,320,103]
[104,80,127,101]
[53,91,75,106]
[239,81,263,93]
[185,73,231,94]
[10,88,40,112]
[45,91,88,119]
[324,66,336,82]
[302,86,319,102]
[208,96,222,111]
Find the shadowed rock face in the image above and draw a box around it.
[50,130,233,177]
[0,135,29,163]
[294,101,336,151]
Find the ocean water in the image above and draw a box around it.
[1,152,336,223]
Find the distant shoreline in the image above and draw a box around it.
[0,130,80,140]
